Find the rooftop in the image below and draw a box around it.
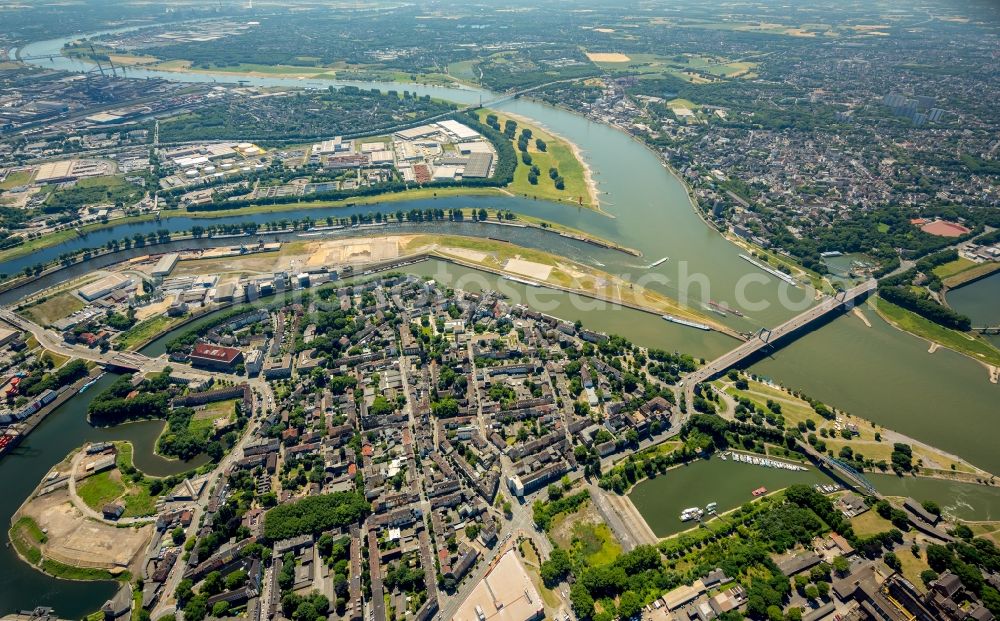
[451,550,544,621]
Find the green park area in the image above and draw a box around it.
[77,471,126,510]
[76,443,163,518]
[872,297,1000,366]
[477,110,596,211]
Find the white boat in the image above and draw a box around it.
[706,502,718,514]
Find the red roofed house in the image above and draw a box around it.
[189,342,244,372]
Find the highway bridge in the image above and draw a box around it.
[684,279,878,406]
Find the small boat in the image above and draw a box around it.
[752,487,767,497]
[78,379,97,394]
[679,507,704,521]
[705,502,718,514]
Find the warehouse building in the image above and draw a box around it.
[438,120,481,141]
[462,152,493,178]
[152,253,179,277]
[78,274,133,302]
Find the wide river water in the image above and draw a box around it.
[1,26,998,615]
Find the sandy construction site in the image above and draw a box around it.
[20,488,152,571]
[303,236,408,267]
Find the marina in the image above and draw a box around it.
[629,456,832,538]
[721,451,809,472]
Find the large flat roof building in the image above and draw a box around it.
[438,120,481,141]
[462,152,493,178]
[452,550,543,621]
[152,253,179,277]
[189,342,243,371]
[78,274,132,302]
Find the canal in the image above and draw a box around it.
[0,373,208,616]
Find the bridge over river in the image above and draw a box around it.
[683,279,878,406]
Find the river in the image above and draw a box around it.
[1,24,998,615]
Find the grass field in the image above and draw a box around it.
[519,541,562,609]
[872,296,1000,366]
[9,516,46,565]
[116,315,178,351]
[590,53,757,83]
[113,442,160,517]
[40,350,71,369]
[41,558,119,581]
[942,261,1000,289]
[572,522,621,566]
[76,471,125,510]
[20,291,85,326]
[850,510,893,537]
[478,110,595,210]
[121,486,158,518]
[189,399,237,435]
[897,547,931,592]
[933,257,977,279]
[548,499,622,566]
[0,170,32,189]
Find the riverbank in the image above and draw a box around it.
[405,234,738,336]
[488,109,604,214]
[75,49,470,88]
[942,260,1000,290]
[869,296,1000,374]
[713,373,997,482]
[8,444,151,584]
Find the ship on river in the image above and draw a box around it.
[662,314,711,331]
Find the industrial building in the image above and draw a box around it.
[78,274,133,302]
[462,152,493,178]
[437,120,481,141]
[151,253,179,277]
